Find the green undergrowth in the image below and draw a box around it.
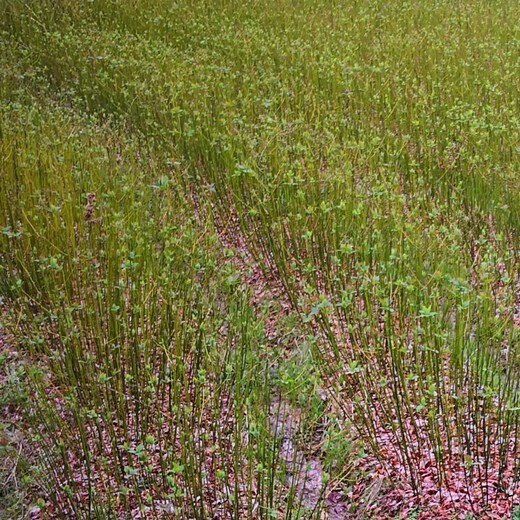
[0,108,348,518]
[1,0,520,516]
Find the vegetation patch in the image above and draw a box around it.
[1,0,519,517]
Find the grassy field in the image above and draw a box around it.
[1,0,519,518]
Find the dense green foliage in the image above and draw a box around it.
[1,0,519,517]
